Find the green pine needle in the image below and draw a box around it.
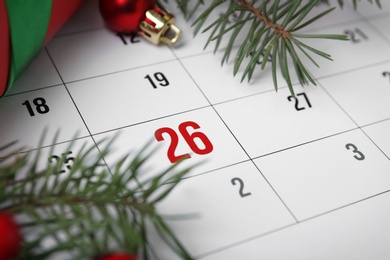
[0,138,195,260]
[176,0,380,96]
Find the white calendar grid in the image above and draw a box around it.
[1,1,390,259]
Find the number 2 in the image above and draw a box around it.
[231,177,252,198]
[155,121,213,163]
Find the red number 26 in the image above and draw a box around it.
[154,121,213,163]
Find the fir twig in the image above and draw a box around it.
[176,0,380,96]
[0,139,195,260]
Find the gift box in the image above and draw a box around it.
[0,0,84,96]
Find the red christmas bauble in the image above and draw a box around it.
[99,0,156,33]
[100,252,138,260]
[0,212,22,260]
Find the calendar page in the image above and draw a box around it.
[1,1,390,259]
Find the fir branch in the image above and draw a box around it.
[337,0,381,9]
[176,0,380,96]
[0,139,194,260]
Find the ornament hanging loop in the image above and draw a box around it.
[139,6,181,45]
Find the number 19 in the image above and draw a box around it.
[145,72,169,89]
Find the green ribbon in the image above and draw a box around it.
[5,0,52,92]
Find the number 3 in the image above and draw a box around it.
[345,143,365,161]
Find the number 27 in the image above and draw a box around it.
[288,92,312,111]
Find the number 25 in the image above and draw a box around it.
[49,151,75,174]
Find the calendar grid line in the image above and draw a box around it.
[318,80,390,161]
[361,117,390,128]
[178,159,252,180]
[89,104,211,137]
[169,43,255,160]
[168,46,256,161]
[53,48,390,94]
[180,55,390,108]
[364,18,390,45]
[360,128,390,160]
[314,58,390,82]
[171,26,390,227]
[251,161,300,222]
[4,82,64,97]
[44,46,124,178]
[173,47,215,60]
[0,135,91,158]
[61,57,179,85]
[169,49,216,107]
[308,7,370,30]
[209,85,289,105]
[365,11,390,20]
[39,1,390,87]
[301,19,365,35]
[196,188,390,259]
[47,11,390,93]
[183,56,390,109]
[358,6,390,26]
[251,127,361,160]
[12,54,390,104]
[195,222,297,259]
[43,46,114,174]
[176,48,299,230]
[298,189,390,223]
[170,46,301,224]
[2,3,390,259]
[203,190,390,258]
[45,47,94,139]
[355,5,390,20]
